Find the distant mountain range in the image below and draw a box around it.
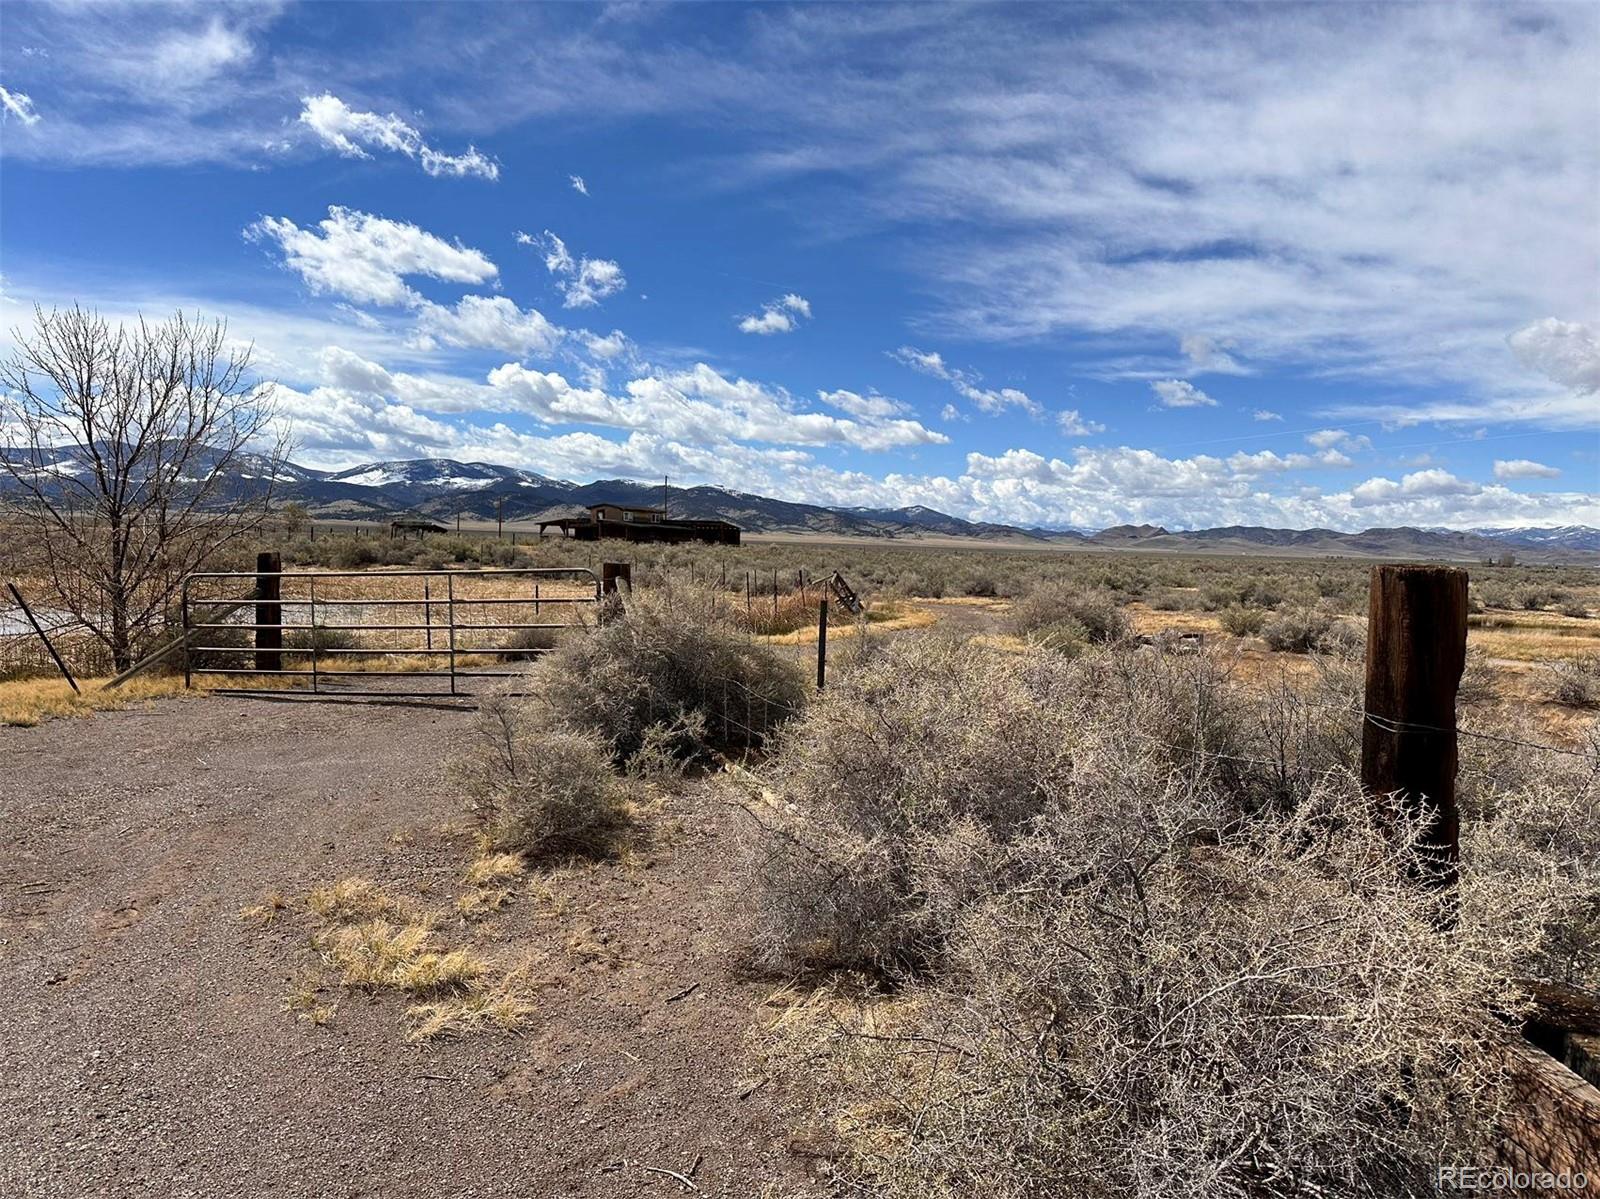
[267,457,1600,561]
[5,451,1598,561]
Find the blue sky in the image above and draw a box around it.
[1,1,1597,530]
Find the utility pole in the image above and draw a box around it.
[662,475,669,518]
[496,497,504,540]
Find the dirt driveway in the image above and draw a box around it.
[0,695,814,1198]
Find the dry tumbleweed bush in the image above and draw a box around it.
[525,582,808,764]
[739,634,1597,1198]
[454,697,635,861]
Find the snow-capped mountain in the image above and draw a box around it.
[4,450,1597,558]
[1460,526,1600,552]
[325,459,569,493]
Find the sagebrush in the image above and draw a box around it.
[739,634,1596,1197]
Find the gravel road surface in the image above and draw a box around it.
[1,694,813,1198]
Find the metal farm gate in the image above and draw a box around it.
[179,566,601,698]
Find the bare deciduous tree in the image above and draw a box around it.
[0,306,288,670]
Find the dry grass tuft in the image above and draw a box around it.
[305,877,425,925]
[240,890,290,926]
[454,886,512,920]
[281,975,338,1026]
[242,874,537,1041]
[314,919,486,994]
[565,927,623,969]
[406,980,535,1041]
[463,851,526,887]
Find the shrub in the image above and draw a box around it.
[1008,582,1128,647]
[764,789,1526,1199]
[740,636,1077,976]
[453,697,634,861]
[1546,657,1600,708]
[745,636,1562,1197]
[527,583,808,764]
[1456,647,1497,706]
[739,589,829,636]
[1261,607,1334,653]
[287,626,359,654]
[1319,618,1366,659]
[1217,604,1266,636]
[1518,587,1552,611]
[1559,600,1590,619]
[501,625,560,661]
[330,539,380,569]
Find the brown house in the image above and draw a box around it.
[538,503,740,546]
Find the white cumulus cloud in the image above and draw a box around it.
[1508,318,1600,394]
[298,93,500,181]
[522,230,626,308]
[412,295,560,356]
[738,293,812,335]
[1493,458,1561,481]
[1057,410,1105,436]
[1150,379,1217,408]
[245,206,498,307]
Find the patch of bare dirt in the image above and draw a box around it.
[0,695,817,1198]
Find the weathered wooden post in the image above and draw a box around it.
[1361,563,1468,890]
[254,551,282,673]
[816,598,828,690]
[601,561,631,596]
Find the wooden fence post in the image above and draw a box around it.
[254,551,282,673]
[601,562,631,596]
[816,598,828,690]
[1361,563,1468,890]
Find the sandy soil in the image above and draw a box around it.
[0,696,817,1199]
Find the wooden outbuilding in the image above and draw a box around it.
[538,503,740,546]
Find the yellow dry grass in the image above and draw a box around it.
[454,887,512,920]
[305,877,426,925]
[760,601,938,646]
[245,874,537,1041]
[240,890,290,926]
[971,633,1033,654]
[1124,602,1224,637]
[1467,611,1600,663]
[314,919,487,994]
[464,851,526,887]
[281,975,338,1026]
[406,964,538,1041]
[0,671,301,728]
